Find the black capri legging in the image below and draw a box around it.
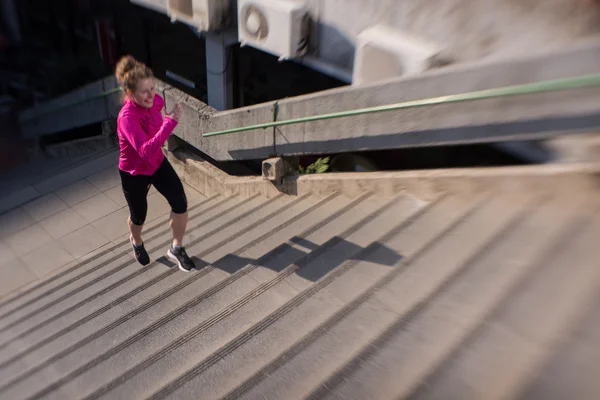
[119,158,187,226]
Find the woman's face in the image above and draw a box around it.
[130,78,155,108]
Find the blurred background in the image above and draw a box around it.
[1,2,600,399]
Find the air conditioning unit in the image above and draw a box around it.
[167,0,228,31]
[353,25,443,85]
[238,0,310,61]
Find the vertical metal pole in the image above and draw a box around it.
[205,33,234,111]
[272,101,279,156]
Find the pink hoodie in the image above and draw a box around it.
[117,94,178,176]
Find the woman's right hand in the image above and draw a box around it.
[166,103,182,122]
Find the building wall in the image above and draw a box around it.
[130,0,600,74]
[307,0,600,70]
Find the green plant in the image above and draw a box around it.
[298,157,330,174]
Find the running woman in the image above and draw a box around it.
[115,55,195,272]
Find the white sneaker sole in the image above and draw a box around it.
[167,249,192,272]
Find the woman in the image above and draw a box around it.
[115,55,194,272]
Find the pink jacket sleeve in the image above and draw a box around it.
[119,114,178,162]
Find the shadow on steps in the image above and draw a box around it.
[210,236,403,283]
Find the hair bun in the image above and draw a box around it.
[115,55,138,85]
[114,55,154,94]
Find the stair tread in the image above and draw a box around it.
[0,192,324,362]
[0,194,225,322]
[0,184,597,400]
[0,194,324,398]
[406,206,600,400]
[517,292,600,400]
[145,196,456,400]
[197,192,532,400]
[0,194,249,332]
[310,196,589,400]
[22,194,418,399]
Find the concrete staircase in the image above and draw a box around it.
[0,151,599,399]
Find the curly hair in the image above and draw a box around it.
[115,55,154,94]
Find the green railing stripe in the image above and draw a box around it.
[21,73,600,131]
[203,73,600,137]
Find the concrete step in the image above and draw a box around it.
[404,206,600,400]
[1,158,600,399]
[73,193,423,400]
[306,195,590,400]
[0,193,220,319]
[0,193,310,390]
[0,193,232,334]
[0,194,252,382]
[12,193,416,399]
[142,192,473,400]
[155,191,531,400]
[0,195,228,359]
[516,290,600,400]
[215,192,487,400]
[0,193,336,398]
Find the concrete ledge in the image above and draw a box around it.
[165,149,283,198]
[45,136,117,159]
[546,133,600,163]
[291,163,600,201]
[158,39,600,161]
[165,146,600,202]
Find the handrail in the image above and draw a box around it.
[203,73,600,137]
[20,73,600,133]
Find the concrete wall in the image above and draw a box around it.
[167,142,600,201]
[307,0,600,71]
[165,148,284,198]
[19,41,600,162]
[162,40,600,161]
[19,77,121,138]
[130,0,600,75]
